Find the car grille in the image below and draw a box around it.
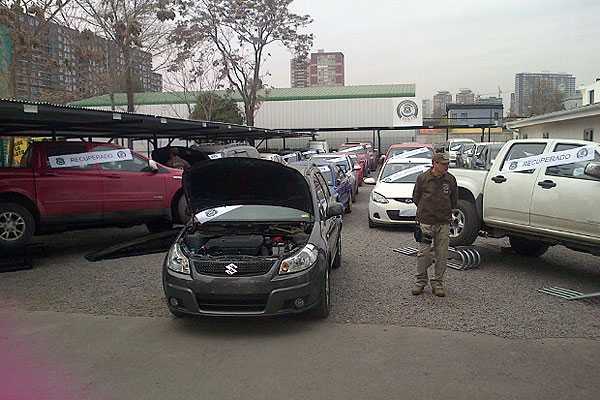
[386,210,415,221]
[193,259,275,276]
[196,294,269,312]
[391,198,414,204]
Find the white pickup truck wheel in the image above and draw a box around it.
[449,199,479,247]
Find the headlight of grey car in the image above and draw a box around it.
[167,243,191,274]
[279,244,318,274]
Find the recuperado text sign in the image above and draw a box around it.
[48,149,133,168]
[502,146,595,173]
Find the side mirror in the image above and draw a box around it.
[326,202,344,218]
[584,161,600,179]
[148,159,159,172]
[363,177,376,185]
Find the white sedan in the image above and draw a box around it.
[364,157,431,227]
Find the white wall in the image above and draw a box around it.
[517,116,600,143]
[581,81,600,106]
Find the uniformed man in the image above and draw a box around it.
[411,151,457,297]
[165,148,191,170]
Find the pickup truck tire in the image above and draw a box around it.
[509,236,549,257]
[448,199,479,247]
[0,203,35,250]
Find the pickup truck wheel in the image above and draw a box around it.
[509,236,549,257]
[0,203,35,250]
[448,199,479,247]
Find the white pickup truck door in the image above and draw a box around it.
[530,143,600,240]
[484,142,548,227]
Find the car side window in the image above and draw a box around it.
[546,144,600,181]
[46,142,93,170]
[500,143,547,174]
[94,145,148,172]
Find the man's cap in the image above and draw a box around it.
[433,152,450,163]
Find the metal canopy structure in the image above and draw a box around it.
[0,99,307,142]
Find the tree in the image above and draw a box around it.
[190,91,244,124]
[74,0,176,112]
[173,0,312,125]
[529,80,565,116]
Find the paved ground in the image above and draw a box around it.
[1,186,599,339]
[1,309,599,400]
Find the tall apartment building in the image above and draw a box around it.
[291,49,344,88]
[456,89,475,104]
[309,50,344,87]
[433,90,452,118]
[0,9,162,103]
[514,72,576,117]
[290,56,309,88]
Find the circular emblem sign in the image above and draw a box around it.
[117,151,127,159]
[205,209,218,218]
[56,157,65,166]
[396,100,419,119]
[576,148,589,159]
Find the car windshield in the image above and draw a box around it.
[380,163,429,183]
[450,143,463,151]
[339,145,366,154]
[389,147,433,159]
[312,156,350,173]
[197,205,313,223]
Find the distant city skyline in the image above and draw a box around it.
[262,0,600,107]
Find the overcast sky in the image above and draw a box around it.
[264,0,600,105]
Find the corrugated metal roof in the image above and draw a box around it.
[69,84,416,107]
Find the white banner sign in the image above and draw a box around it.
[195,205,243,224]
[208,153,222,160]
[381,165,429,183]
[318,166,331,174]
[48,149,132,168]
[325,157,347,163]
[392,98,423,127]
[502,146,596,173]
[391,147,431,159]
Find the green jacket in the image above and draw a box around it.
[412,169,458,225]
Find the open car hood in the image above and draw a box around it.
[183,158,313,215]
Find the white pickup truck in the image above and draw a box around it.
[449,139,600,257]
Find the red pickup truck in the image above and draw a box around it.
[0,141,186,250]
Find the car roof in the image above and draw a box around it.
[386,157,432,165]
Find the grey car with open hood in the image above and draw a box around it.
[163,157,344,318]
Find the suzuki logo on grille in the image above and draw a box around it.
[225,263,238,275]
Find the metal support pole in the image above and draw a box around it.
[488,127,491,142]
[377,130,382,156]
[283,137,286,150]
[372,130,376,147]
[265,136,268,151]
[153,134,158,150]
[481,128,485,142]
[445,126,449,142]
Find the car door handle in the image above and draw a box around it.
[491,175,507,183]
[105,174,121,179]
[537,180,557,189]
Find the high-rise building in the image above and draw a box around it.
[308,50,344,87]
[422,99,433,119]
[514,72,576,117]
[0,8,162,102]
[433,90,452,118]
[290,56,309,88]
[456,89,475,104]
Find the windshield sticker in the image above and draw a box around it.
[391,147,431,159]
[208,153,222,160]
[327,157,347,163]
[503,146,596,173]
[381,165,429,183]
[339,145,364,153]
[194,205,243,224]
[318,166,331,173]
[48,149,132,168]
